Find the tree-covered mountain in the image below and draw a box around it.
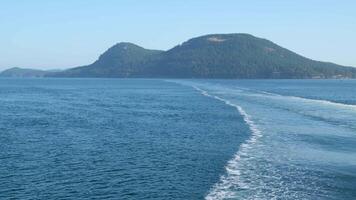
[50,43,163,78]
[148,34,356,78]
[48,42,162,77]
[0,67,48,78]
[17,34,356,78]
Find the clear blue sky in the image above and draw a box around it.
[1,0,355,70]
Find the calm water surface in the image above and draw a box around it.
[1,78,355,200]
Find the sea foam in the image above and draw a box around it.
[241,87,356,111]
[192,86,263,200]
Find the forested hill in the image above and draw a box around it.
[44,34,356,78]
[146,34,356,78]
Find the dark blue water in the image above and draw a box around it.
[1,78,356,199]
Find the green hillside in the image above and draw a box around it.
[44,33,356,78]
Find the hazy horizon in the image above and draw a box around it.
[1,0,356,70]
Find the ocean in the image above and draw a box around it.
[1,78,355,199]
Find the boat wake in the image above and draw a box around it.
[251,89,356,111]
[192,86,262,200]
[167,80,356,199]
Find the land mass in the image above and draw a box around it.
[0,67,49,78]
[2,34,355,79]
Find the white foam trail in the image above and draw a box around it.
[240,87,356,111]
[191,86,263,200]
[289,95,356,110]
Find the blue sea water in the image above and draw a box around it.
[1,78,356,199]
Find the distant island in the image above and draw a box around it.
[0,67,61,78]
[2,33,355,79]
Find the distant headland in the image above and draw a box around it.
[1,33,355,79]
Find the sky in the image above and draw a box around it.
[0,0,355,70]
